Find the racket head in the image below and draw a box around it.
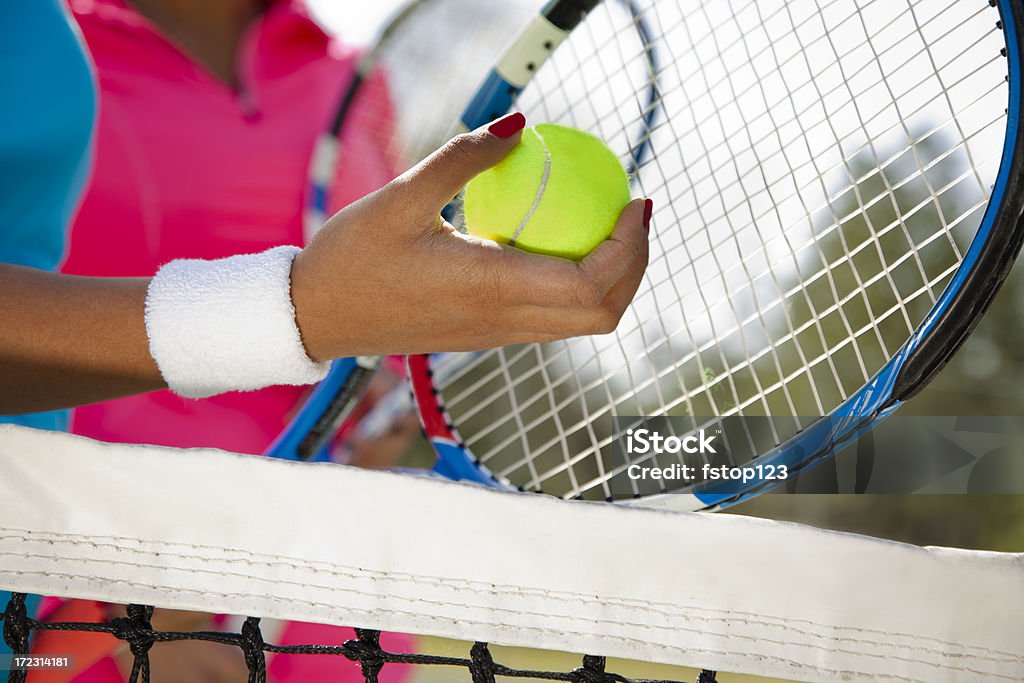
[409,0,1024,509]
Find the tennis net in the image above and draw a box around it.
[0,425,1021,682]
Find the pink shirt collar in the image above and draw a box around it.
[71,0,350,113]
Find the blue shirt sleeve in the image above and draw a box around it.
[0,1,97,432]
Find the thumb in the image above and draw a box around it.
[401,112,527,212]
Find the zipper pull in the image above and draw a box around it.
[237,87,261,123]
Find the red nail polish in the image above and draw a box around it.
[488,112,526,139]
[643,198,653,232]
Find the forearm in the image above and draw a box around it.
[0,264,164,413]
[0,117,649,415]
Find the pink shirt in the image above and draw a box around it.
[62,0,398,454]
[49,8,411,682]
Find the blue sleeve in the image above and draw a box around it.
[0,0,97,431]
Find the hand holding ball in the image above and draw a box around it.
[464,123,631,260]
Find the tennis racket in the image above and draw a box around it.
[405,0,1024,510]
[266,0,538,460]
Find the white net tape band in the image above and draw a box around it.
[0,425,1021,682]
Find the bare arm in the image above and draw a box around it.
[0,266,163,413]
[1,115,649,415]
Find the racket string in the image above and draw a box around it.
[434,0,1009,499]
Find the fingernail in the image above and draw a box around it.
[488,112,526,139]
[643,198,653,233]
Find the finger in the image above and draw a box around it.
[400,112,527,212]
[600,217,650,319]
[479,200,650,308]
[572,198,649,306]
[501,232,649,338]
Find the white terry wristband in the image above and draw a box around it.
[145,246,330,399]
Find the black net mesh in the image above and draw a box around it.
[1,594,717,683]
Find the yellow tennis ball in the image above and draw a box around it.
[464,123,630,260]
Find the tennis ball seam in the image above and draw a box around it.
[464,123,629,260]
[508,128,552,246]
